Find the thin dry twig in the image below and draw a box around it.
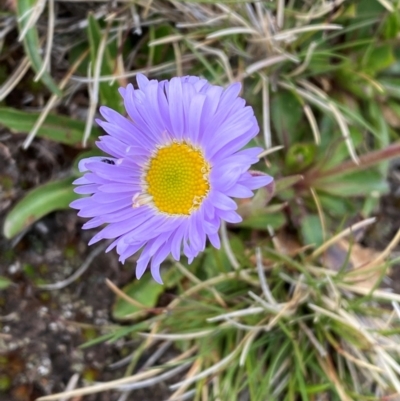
[36,347,196,400]
[37,243,107,290]
[105,278,148,309]
[310,218,376,259]
[0,56,30,101]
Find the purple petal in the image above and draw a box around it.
[243,174,274,190]
[167,77,185,140]
[209,191,238,211]
[136,73,149,89]
[70,74,274,284]
[216,209,242,223]
[208,232,220,249]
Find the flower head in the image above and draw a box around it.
[70,74,273,283]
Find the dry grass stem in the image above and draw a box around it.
[299,320,327,357]
[138,330,213,341]
[239,330,258,366]
[37,347,196,400]
[148,34,183,47]
[23,49,89,149]
[37,242,107,290]
[244,55,292,77]
[288,42,317,78]
[376,0,395,11]
[258,146,284,158]
[207,307,264,323]
[168,360,201,401]
[83,21,109,147]
[261,74,272,149]
[295,0,347,20]
[59,374,80,401]
[303,104,321,145]
[207,27,259,40]
[18,0,46,41]
[117,362,192,391]
[256,247,276,305]
[298,79,359,164]
[220,221,240,270]
[169,347,239,391]
[310,187,326,242]
[311,217,376,259]
[105,278,148,309]
[0,56,31,101]
[362,229,400,270]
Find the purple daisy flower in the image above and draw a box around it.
[70,74,273,284]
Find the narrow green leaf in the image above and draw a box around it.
[239,211,285,230]
[383,11,400,40]
[80,323,148,349]
[367,102,390,175]
[275,175,304,192]
[300,214,324,247]
[0,107,100,146]
[318,193,355,216]
[16,0,62,96]
[315,170,389,197]
[3,177,78,239]
[318,127,363,171]
[271,91,304,144]
[87,14,124,113]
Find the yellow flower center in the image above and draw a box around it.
[144,142,210,215]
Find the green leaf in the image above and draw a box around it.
[3,177,78,239]
[367,102,390,175]
[16,0,62,96]
[87,14,124,113]
[318,193,356,216]
[0,277,11,290]
[152,26,176,65]
[364,45,395,74]
[0,107,100,146]
[275,175,304,192]
[318,127,363,171]
[239,211,285,230]
[315,170,389,197]
[383,11,400,40]
[271,91,303,144]
[356,0,385,13]
[361,191,381,217]
[300,214,324,246]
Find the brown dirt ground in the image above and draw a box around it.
[0,133,173,401]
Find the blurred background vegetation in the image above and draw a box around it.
[2,0,400,400]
